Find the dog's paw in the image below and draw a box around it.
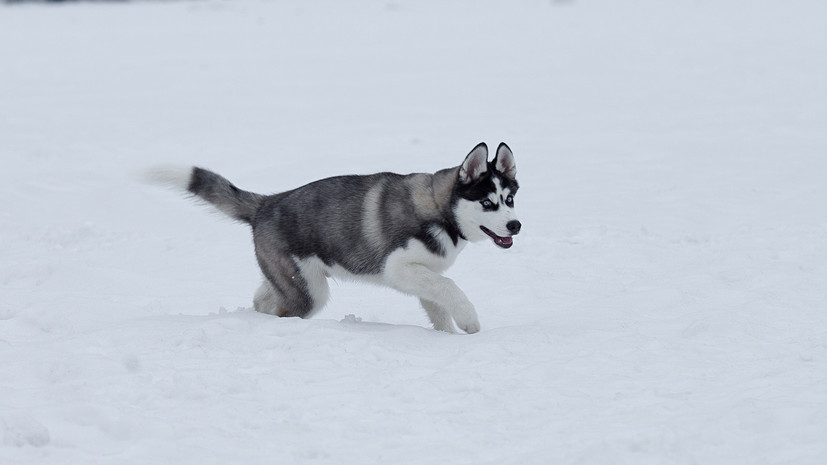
[458,319,480,334]
[433,322,459,334]
[452,303,480,334]
[454,310,480,334]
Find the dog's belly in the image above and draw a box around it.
[296,231,466,288]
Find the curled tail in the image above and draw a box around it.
[145,165,264,224]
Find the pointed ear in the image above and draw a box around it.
[458,142,489,184]
[494,142,517,180]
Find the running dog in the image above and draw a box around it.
[147,142,520,333]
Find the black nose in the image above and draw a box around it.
[507,220,522,234]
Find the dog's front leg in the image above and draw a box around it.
[385,263,479,334]
[420,298,459,334]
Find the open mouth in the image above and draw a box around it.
[480,226,514,249]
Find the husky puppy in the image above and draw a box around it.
[148,142,520,333]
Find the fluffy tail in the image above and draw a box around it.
[144,165,264,224]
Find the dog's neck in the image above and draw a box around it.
[431,166,466,243]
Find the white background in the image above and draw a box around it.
[2,1,826,463]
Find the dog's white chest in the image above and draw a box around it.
[383,227,466,276]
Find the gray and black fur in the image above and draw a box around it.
[151,142,521,333]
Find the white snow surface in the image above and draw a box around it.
[2,0,827,463]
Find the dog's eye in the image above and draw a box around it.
[505,195,514,207]
[481,200,494,209]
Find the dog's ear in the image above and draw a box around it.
[493,142,517,180]
[459,142,488,184]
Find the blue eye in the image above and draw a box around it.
[481,200,494,209]
[505,195,514,207]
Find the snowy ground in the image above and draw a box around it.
[2,0,827,463]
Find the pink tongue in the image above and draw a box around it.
[497,236,513,246]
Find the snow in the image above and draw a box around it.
[2,0,826,463]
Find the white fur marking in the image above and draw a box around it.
[295,257,331,317]
[362,182,387,249]
[253,280,280,315]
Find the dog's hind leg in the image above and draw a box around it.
[294,257,330,318]
[420,298,458,333]
[253,243,331,319]
[253,279,280,315]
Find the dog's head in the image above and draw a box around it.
[453,142,521,248]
